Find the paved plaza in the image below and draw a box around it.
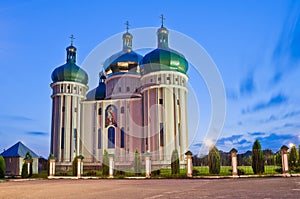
[0,177,300,198]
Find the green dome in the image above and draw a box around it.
[141,48,188,75]
[51,45,88,85]
[141,26,188,75]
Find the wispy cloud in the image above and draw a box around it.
[248,132,265,136]
[242,93,288,114]
[0,115,33,122]
[272,5,300,71]
[239,73,255,96]
[26,131,48,136]
[283,110,300,119]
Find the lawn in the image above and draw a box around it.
[193,165,282,176]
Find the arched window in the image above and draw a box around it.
[120,128,125,148]
[108,127,115,148]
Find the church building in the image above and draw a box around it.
[50,20,189,170]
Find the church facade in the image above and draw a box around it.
[50,23,189,170]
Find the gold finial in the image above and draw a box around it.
[125,21,130,33]
[69,34,75,45]
[160,14,165,27]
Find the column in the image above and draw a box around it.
[185,151,193,178]
[281,145,289,175]
[230,148,238,176]
[145,152,152,178]
[109,154,115,178]
[77,155,84,178]
[49,159,56,177]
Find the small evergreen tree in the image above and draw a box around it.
[289,145,298,170]
[208,145,220,174]
[134,149,141,175]
[171,149,180,175]
[274,152,282,166]
[252,139,264,174]
[298,145,300,163]
[102,149,109,176]
[0,155,6,179]
[72,157,78,176]
[21,162,28,178]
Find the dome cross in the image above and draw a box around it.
[69,34,75,45]
[125,21,130,33]
[160,14,166,27]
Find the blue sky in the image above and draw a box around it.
[0,0,299,157]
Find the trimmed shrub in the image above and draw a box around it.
[134,149,141,175]
[21,162,28,178]
[72,157,78,176]
[102,149,109,176]
[208,145,220,174]
[171,149,180,175]
[152,170,161,176]
[0,155,5,178]
[289,145,299,170]
[192,169,199,176]
[252,139,264,174]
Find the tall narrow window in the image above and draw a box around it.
[98,129,102,149]
[121,107,124,114]
[120,128,125,148]
[98,107,102,115]
[178,124,181,146]
[159,99,163,104]
[73,129,77,151]
[108,127,115,148]
[160,123,164,147]
[61,128,64,149]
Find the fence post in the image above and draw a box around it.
[145,152,152,178]
[49,158,56,177]
[109,154,115,178]
[185,151,193,178]
[281,145,289,176]
[230,148,238,176]
[76,155,84,178]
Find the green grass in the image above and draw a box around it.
[193,166,281,176]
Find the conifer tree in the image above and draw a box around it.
[171,149,180,175]
[134,149,141,175]
[102,149,109,176]
[289,145,298,170]
[21,162,28,178]
[0,155,5,179]
[252,139,264,174]
[208,145,220,174]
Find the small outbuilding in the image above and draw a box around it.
[0,141,39,176]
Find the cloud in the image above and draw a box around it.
[270,72,282,85]
[216,134,244,145]
[272,5,300,71]
[242,93,288,114]
[0,115,33,122]
[226,89,238,100]
[239,74,255,96]
[248,132,265,136]
[283,110,300,119]
[26,131,48,136]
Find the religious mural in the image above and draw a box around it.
[105,104,117,127]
